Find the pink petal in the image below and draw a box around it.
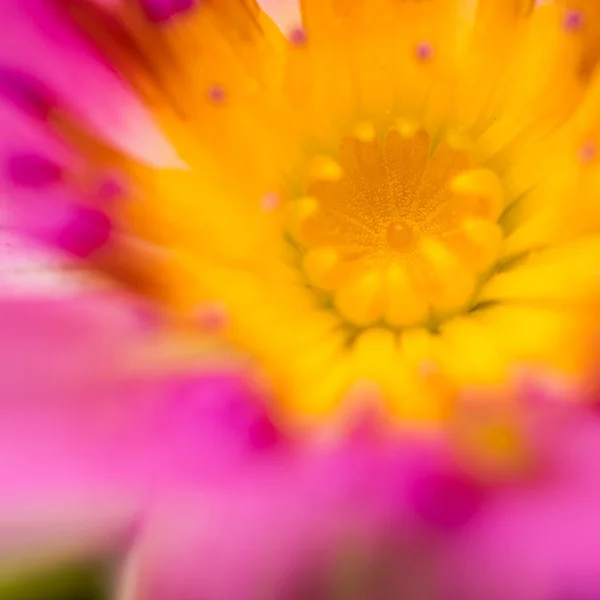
[0,293,148,402]
[0,0,182,167]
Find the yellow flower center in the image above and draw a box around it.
[290,126,504,328]
[66,0,600,427]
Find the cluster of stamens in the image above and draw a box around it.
[286,125,506,328]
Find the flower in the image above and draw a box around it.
[5,0,600,425]
[5,1,600,597]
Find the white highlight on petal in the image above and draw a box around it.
[257,0,302,38]
[90,100,189,170]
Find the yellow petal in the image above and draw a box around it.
[334,268,383,326]
[383,262,429,326]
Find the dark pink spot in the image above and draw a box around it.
[55,206,112,257]
[196,301,228,333]
[409,463,486,530]
[289,27,307,46]
[563,9,584,32]
[97,173,127,203]
[207,85,226,103]
[166,373,282,459]
[142,0,198,23]
[6,153,62,187]
[260,191,280,212]
[415,42,434,62]
[578,140,596,163]
[247,410,281,451]
[0,67,55,119]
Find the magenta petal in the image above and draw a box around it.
[6,152,62,187]
[55,206,112,257]
[0,1,179,166]
[0,294,150,402]
[141,0,199,22]
[150,373,284,485]
[117,437,441,600]
[0,295,156,567]
[179,374,281,452]
[408,463,486,531]
[0,66,55,119]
